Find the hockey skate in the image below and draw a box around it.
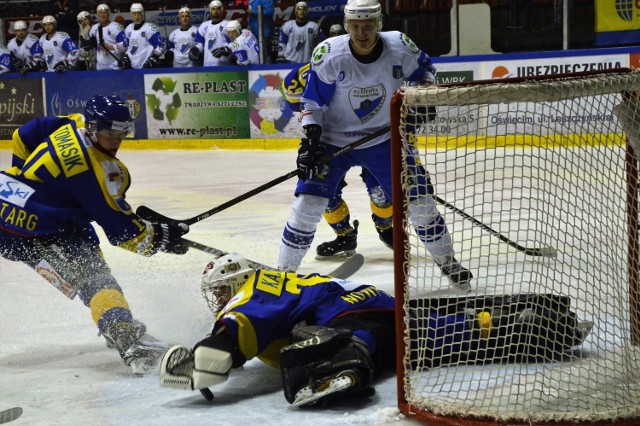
[101,320,171,376]
[375,225,393,250]
[292,369,360,407]
[435,256,473,292]
[316,220,359,259]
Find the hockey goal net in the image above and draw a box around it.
[390,68,640,425]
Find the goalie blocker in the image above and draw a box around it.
[160,293,591,407]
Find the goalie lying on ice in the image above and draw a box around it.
[160,254,593,407]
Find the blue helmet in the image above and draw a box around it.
[84,95,132,135]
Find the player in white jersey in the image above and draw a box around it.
[0,44,11,74]
[220,20,260,65]
[190,0,232,67]
[76,11,95,70]
[277,0,474,291]
[123,3,165,70]
[88,4,126,71]
[7,20,46,75]
[166,6,198,68]
[39,15,79,72]
[276,2,324,64]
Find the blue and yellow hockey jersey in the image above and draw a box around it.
[0,115,155,255]
[212,269,395,368]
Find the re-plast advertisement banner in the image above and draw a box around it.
[144,71,250,139]
[595,0,640,46]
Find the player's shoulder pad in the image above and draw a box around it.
[310,39,331,67]
[384,31,421,56]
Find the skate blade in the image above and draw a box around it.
[291,375,353,407]
[449,278,472,292]
[314,250,356,260]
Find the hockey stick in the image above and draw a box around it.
[137,126,390,225]
[0,407,22,424]
[183,238,365,278]
[433,195,557,257]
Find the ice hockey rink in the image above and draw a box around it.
[0,149,431,426]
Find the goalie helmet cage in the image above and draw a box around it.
[390,68,640,425]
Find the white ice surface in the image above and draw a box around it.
[0,150,432,426]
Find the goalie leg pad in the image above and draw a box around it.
[280,326,375,406]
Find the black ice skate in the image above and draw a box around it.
[435,255,473,292]
[375,223,393,250]
[316,220,359,259]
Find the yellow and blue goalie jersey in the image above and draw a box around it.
[212,269,395,368]
[281,63,310,113]
[0,117,155,255]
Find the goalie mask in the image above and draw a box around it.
[84,95,132,141]
[201,254,255,316]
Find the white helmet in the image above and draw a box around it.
[42,15,57,26]
[329,23,343,37]
[226,19,242,34]
[178,6,191,16]
[96,4,110,13]
[13,20,27,31]
[343,0,383,32]
[201,254,255,315]
[209,0,223,9]
[130,3,144,13]
[295,1,308,8]
[77,11,91,23]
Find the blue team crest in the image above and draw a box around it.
[348,85,386,124]
[393,65,403,79]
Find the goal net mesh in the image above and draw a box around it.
[391,69,640,424]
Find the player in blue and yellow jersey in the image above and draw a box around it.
[0,95,190,375]
[282,63,393,258]
[160,254,594,407]
[161,253,395,407]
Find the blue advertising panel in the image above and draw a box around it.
[44,71,148,139]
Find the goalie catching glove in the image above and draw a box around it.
[296,124,325,180]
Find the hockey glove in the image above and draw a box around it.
[297,125,325,181]
[54,60,69,73]
[10,52,23,72]
[276,56,287,64]
[188,46,201,62]
[121,54,132,69]
[151,221,190,255]
[143,54,161,69]
[211,46,232,58]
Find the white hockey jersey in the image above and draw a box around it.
[300,32,437,149]
[277,20,324,64]
[0,44,11,74]
[7,34,44,66]
[39,31,79,71]
[89,21,127,70]
[168,25,198,68]
[125,22,165,69]
[228,29,260,65]
[194,19,232,66]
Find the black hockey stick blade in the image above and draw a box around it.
[325,253,364,279]
[137,126,390,226]
[0,407,23,424]
[200,388,214,401]
[434,195,557,257]
[181,239,271,270]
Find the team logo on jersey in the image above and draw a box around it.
[393,66,403,79]
[349,85,386,124]
[0,174,35,208]
[311,42,330,67]
[399,33,420,55]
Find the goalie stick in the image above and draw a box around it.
[433,195,557,257]
[137,127,391,226]
[183,239,365,279]
[0,407,22,424]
